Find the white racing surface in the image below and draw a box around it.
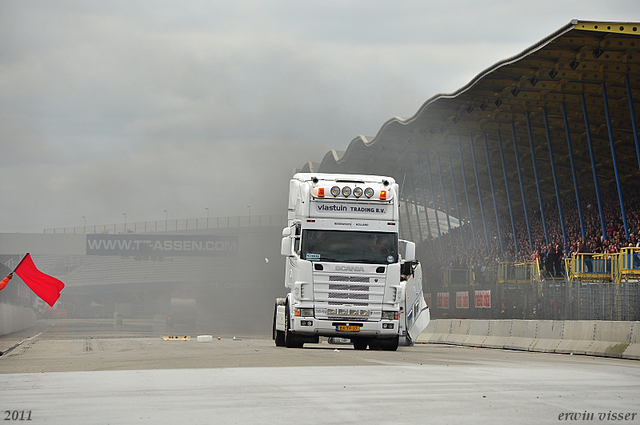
[1,321,639,424]
[2,360,639,424]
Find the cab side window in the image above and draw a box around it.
[293,223,301,255]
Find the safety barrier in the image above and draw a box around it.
[566,253,614,282]
[417,319,639,360]
[587,321,634,358]
[624,323,640,360]
[482,320,512,349]
[426,319,452,344]
[530,320,564,353]
[497,261,540,283]
[554,320,597,355]
[445,319,470,345]
[617,247,640,283]
[444,249,640,289]
[566,249,640,283]
[463,320,490,347]
[503,320,537,351]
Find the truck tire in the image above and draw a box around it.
[273,303,285,347]
[368,339,381,350]
[352,337,368,350]
[381,336,399,351]
[284,303,303,348]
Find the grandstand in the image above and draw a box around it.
[299,20,640,321]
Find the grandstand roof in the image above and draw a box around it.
[301,20,640,240]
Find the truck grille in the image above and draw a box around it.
[313,269,386,317]
[329,275,370,283]
[328,292,369,300]
[329,284,369,291]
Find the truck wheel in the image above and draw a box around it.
[273,303,285,347]
[381,336,399,351]
[284,303,303,348]
[368,339,381,350]
[352,337,368,350]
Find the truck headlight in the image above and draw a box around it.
[382,311,398,320]
[294,307,314,317]
[364,187,374,198]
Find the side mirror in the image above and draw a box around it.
[400,240,416,261]
[281,237,293,257]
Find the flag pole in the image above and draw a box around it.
[12,253,30,272]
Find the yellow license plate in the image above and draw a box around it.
[336,325,360,332]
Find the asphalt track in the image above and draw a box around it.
[1,319,639,424]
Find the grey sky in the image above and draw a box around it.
[1,1,637,233]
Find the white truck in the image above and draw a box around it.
[273,173,430,350]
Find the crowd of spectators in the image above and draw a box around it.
[414,184,640,284]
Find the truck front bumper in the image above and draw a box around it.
[290,317,398,338]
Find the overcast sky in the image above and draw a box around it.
[1,1,637,233]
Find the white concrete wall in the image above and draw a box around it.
[417,319,639,360]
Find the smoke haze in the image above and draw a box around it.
[1,1,637,232]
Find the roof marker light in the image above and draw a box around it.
[353,187,363,198]
[379,190,387,200]
[364,187,374,198]
[318,187,325,197]
[342,186,352,197]
[330,186,340,197]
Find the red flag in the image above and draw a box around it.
[14,253,65,307]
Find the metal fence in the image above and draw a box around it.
[428,280,640,321]
[435,255,640,321]
[44,215,288,234]
[538,281,640,321]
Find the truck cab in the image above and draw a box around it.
[273,173,429,350]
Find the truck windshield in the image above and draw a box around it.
[301,230,398,264]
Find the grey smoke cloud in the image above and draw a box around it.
[1,0,636,232]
